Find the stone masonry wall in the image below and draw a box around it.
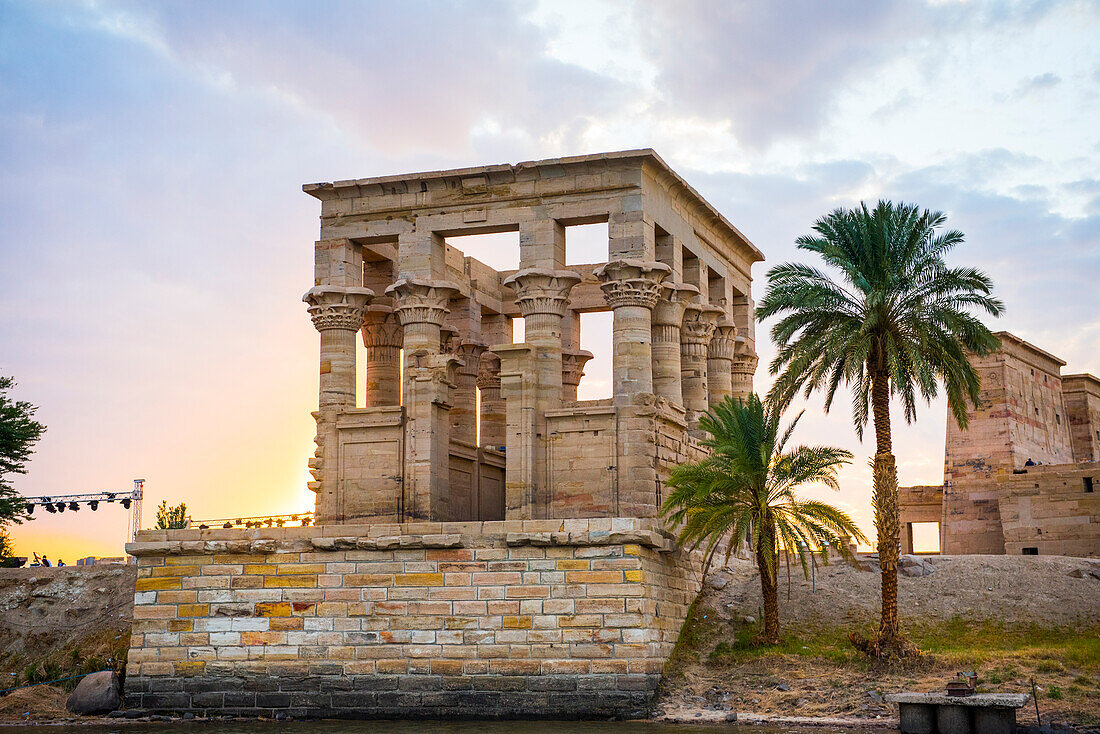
[124,518,701,719]
[999,465,1100,557]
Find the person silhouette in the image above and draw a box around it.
[41,556,51,567]
[1024,458,1035,466]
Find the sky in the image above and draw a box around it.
[1,0,1098,561]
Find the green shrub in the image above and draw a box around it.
[1047,685,1063,700]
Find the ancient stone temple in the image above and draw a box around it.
[123,151,763,719]
[301,149,761,525]
[899,332,1100,557]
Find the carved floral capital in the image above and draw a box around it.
[503,268,582,318]
[303,286,374,332]
[385,278,460,328]
[562,349,594,387]
[594,260,671,310]
[681,303,722,345]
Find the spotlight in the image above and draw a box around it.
[89,501,98,511]
[69,502,79,511]
[198,524,209,530]
[57,503,66,512]
[45,504,56,513]
[26,505,34,516]
[121,499,131,509]
[222,523,232,529]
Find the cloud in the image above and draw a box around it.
[89,0,628,156]
[1019,71,1062,92]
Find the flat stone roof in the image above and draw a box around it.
[303,149,763,263]
[995,331,1066,368]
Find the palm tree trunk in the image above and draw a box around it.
[755,528,780,643]
[870,368,902,646]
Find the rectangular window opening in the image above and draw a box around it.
[445,231,519,272]
[511,316,525,343]
[577,311,613,401]
[1022,547,1039,555]
[564,222,608,267]
[1085,477,1094,493]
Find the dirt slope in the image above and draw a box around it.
[0,565,135,671]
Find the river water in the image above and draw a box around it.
[0,723,881,734]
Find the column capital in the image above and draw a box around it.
[385,278,460,327]
[653,282,700,328]
[476,352,502,391]
[732,349,759,373]
[303,285,373,332]
[594,259,671,310]
[681,303,722,345]
[503,268,582,318]
[562,349,594,389]
[454,341,488,376]
[708,320,739,360]
[361,304,402,348]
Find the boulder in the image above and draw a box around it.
[899,554,935,577]
[66,671,121,715]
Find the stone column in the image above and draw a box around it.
[502,268,582,518]
[386,278,461,521]
[303,285,373,521]
[731,345,759,403]
[651,282,699,406]
[304,286,374,408]
[451,341,487,439]
[562,349,594,402]
[708,319,738,407]
[477,353,505,450]
[681,303,721,425]
[361,304,402,407]
[594,260,671,407]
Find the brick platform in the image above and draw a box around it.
[123,518,700,719]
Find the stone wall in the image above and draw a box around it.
[999,465,1100,557]
[1064,374,1100,463]
[124,518,701,719]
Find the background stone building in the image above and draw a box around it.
[900,332,1100,557]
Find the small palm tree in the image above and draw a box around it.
[662,394,866,643]
[757,200,1002,656]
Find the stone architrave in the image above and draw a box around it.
[680,302,721,425]
[361,304,402,407]
[386,278,461,521]
[594,260,671,406]
[651,282,699,406]
[502,268,582,518]
[708,319,738,407]
[477,352,505,450]
[562,349,594,402]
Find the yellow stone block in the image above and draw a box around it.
[177,604,210,618]
[502,616,533,629]
[394,573,444,587]
[135,577,182,591]
[624,569,644,583]
[556,559,589,570]
[172,661,206,676]
[623,544,642,557]
[265,575,317,588]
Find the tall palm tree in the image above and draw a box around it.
[757,200,1003,656]
[662,394,866,643]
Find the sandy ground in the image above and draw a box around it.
[656,554,1100,728]
[710,554,1100,629]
